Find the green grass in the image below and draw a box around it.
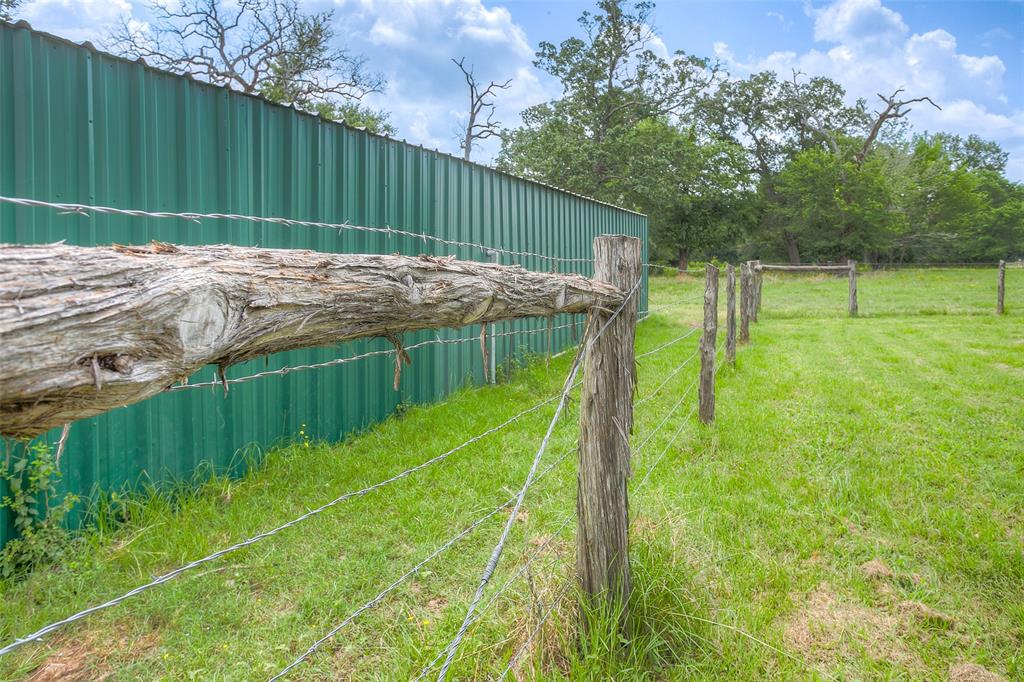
[1,268,1022,680]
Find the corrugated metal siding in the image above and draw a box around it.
[0,22,648,545]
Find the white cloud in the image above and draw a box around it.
[341,0,551,161]
[353,0,531,58]
[766,11,793,30]
[809,0,907,48]
[718,0,1022,179]
[21,0,132,42]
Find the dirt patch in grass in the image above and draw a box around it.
[26,626,160,682]
[897,600,956,628]
[991,362,1023,378]
[783,582,919,669]
[26,643,98,682]
[860,558,893,580]
[949,662,1007,682]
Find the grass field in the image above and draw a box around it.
[1,267,1022,681]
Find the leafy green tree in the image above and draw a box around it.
[897,137,1021,262]
[620,118,751,268]
[498,0,718,202]
[921,132,1008,174]
[702,71,867,262]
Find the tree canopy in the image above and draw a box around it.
[500,0,1021,265]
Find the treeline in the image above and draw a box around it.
[497,0,1023,266]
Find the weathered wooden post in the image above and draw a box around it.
[848,260,858,317]
[739,262,751,344]
[753,260,762,321]
[698,263,719,424]
[726,264,737,364]
[577,234,641,625]
[997,260,1006,315]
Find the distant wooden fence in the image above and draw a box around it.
[751,260,1012,316]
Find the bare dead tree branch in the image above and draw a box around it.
[452,57,512,160]
[107,0,384,112]
[856,89,941,164]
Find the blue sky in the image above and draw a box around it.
[14,0,1024,178]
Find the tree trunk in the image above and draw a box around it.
[0,242,624,437]
[783,232,801,265]
[677,248,690,272]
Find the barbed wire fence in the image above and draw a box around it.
[2,194,766,680]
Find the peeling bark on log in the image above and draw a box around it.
[0,242,624,437]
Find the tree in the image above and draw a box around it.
[109,0,390,131]
[924,132,1008,174]
[451,58,511,161]
[621,118,751,269]
[0,0,21,21]
[787,82,938,262]
[499,0,718,201]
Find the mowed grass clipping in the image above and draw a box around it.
[1,267,1021,680]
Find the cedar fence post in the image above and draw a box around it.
[848,260,858,317]
[739,262,751,344]
[726,264,737,364]
[997,260,1006,315]
[698,263,719,424]
[577,235,641,627]
[753,260,762,321]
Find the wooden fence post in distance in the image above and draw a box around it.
[577,234,641,627]
[753,260,762,321]
[848,260,858,317]
[726,264,737,364]
[739,262,750,344]
[699,263,719,424]
[997,259,1006,315]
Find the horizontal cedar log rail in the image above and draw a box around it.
[0,241,625,438]
[755,264,852,272]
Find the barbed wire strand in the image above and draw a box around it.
[0,379,582,657]
[268,448,573,681]
[413,511,576,680]
[432,280,641,681]
[432,352,584,681]
[416,326,698,679]
[635,327,699,360]
[637,345,725,490]
[170,322,579,392]
[631,375,700,457]
[497,577,575,679]
[635,349,700,408]
[644,293,706,314]
[0,195,591,265]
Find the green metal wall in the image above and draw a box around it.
[0,21,647,545]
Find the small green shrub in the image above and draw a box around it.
[0,439,78,580]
